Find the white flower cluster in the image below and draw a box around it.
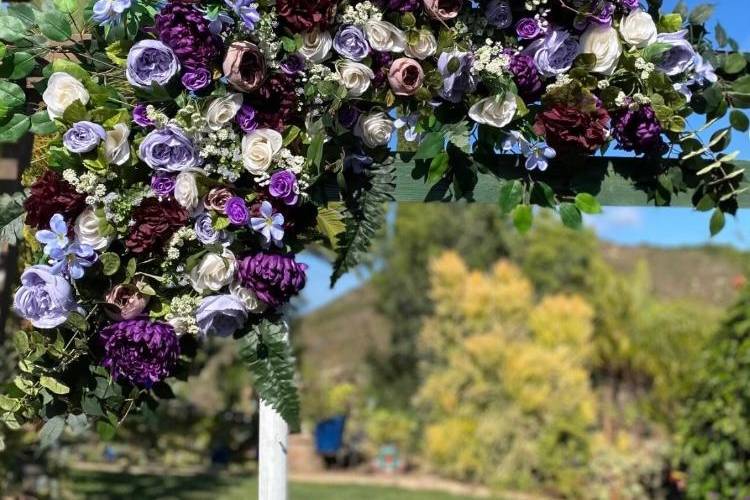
[276,148,306,174]
[472,39,511,77]
[164,227,197,262]
[197,127,243,182]
[635,57,656,80]
[146,105,169,128]
[256,10,281,62]
[62,169,107,205]
[339,1,382,25]
[524,0,548,11]
[546,73,573,91]
[165,294,202,336]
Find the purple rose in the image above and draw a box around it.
[237,253,307,307]
[656,30,697,76]
[333,25,370,61]
[268,170,299,206]
[133,104,154,127]
[99,320,179,388]
[516,17,541,39]
[523,28,579,77]
[590,1,615,25]
[151,173,176,196]
[195,294,248,337]
[510,54,543,100]
[181,67,212,91]
[13,265,81,329]
[612,103,666,156]
[437,51,476,103]
[236,104,258,133]
[139,126,200,172]
[280,53,305,75]
[486,0,512,29]
[619,0,639,10]
[63,121,106,153]
[126,39,180,89]
[225,196,249,225]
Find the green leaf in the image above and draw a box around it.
[30,110,57,135]
[688,4,716,25]
[427,151,449,182]
[105,40,130,67]
[39,416,65,448]
[239,319,301,432]
[0,394,20,412]
[659,13,683,33]
[732,75,750,94]
[722,53,747,75]
[0,114,30,143]
[709,208,725,236]
[0,52,37,80]
[13,330,29,354]
[442,121,471,153]
[39,11,72,42]
[730,110,749,132]
[316,206,346,249]
[642,42,673,63]
[66,414,88,436]
[413,132,444,160]
[100,252,120,276]
[48,59,90,82]
[715,23,728,46]
[62,99,88,124]
[65,311,89,332]
[695,194,715,212]
[0,16,26,42]
[96,420,117,441]
[559,203,583,229]
[0,42,5,60]
[512,204,533,233]
[125,258,137,281]
[574,193,602,214]
[54,0,79,13]
[0,81,25,120]
[499,180,523,215]
[40,375,70,395]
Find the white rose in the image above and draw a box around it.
[168,317,191,336]
[241,128,283,175]
[404,30,437,60]
[619,9,657,48]
[206,93,244,131]
[354,112,394,148]
[104,123,130,166]
[189,249,236,293]
[74,208,111,251]
[174,172,200,212]
[43,72,90,119]
[299,30,333,63]
[579,25,622,75]
[468,93,518,129]
[230,281,266,314]
[335,60,375,97]
[365,20,406,52]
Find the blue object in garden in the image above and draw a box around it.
[314,415,346,455]
[375,444,402,473]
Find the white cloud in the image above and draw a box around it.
[584,206,645,233]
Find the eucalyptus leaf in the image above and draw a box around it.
[0,114,30,143]
[709,208,725,236]
[574,193,602,214]
[0,81,25,120]
[40,376,70,395]
[512,204,533,233]
[39,11,72,42]
[730,110,749,132]
[0,16,26,42]
[559,203,583,229]
[39,416,65,448]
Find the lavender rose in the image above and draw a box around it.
[225,196,249,225]
[333,25,370,61]
[139,126,200,172]
[223,41,266,92]
[195,212,227,244]
[269,170,299,205]
[237,253,308,307]
[656,30,697,76]
[13,265,81,329]
[63,121,106,153]
[437,51,476,103]
[523,29,579,77]
[195,294,248,337]
[126,39,180,89]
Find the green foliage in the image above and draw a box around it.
[238,319,301,431]
[0,191,25,246]
[675,286,750,498]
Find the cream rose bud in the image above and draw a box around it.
[230,281,266,314]
[241,128,283,175]
[174,172,200,211]
[579,25,622,75]
[299,30,333,63]
[365,20,406,52]
[189,249,236,293]
[43,72,90,119]
[104,123,130,166]
[206,93,244,131]
[619,9,657,48]
[354,112,394,148]
[468,93,518,129]
[74,208,112,251]
[335,61,375,97]
[404,30,437,60]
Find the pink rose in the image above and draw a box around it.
[387,58,424,96]
[103,284,149,321]
[423,0,462,21]
[223,41,266,93]
[204,187,235,212]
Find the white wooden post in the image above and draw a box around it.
[258,398,289,500]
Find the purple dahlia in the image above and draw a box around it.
[611,104,666,156]
[99,320,180,388]
[153,0,221,70]
[509,54,543,101]
[237,253,307,308]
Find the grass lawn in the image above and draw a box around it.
[67,470,482,500]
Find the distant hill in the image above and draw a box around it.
[293,244,749,375]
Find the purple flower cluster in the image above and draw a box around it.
[154,0,221,71]
[237,253,307,307]
[99,320,180,388]
[612,104,666,156]
[509,54,543,101]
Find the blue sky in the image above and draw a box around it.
[292,0,750,314]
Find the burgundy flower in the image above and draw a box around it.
[533,103,610,154]
[253,73,299,131]
[24,170,87,229]
[611,103,666,156]
[125,197,188,254]
[153,0,221,70]
[509,54,543,101]
[277,0,337,32]
[237,252,307,308]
